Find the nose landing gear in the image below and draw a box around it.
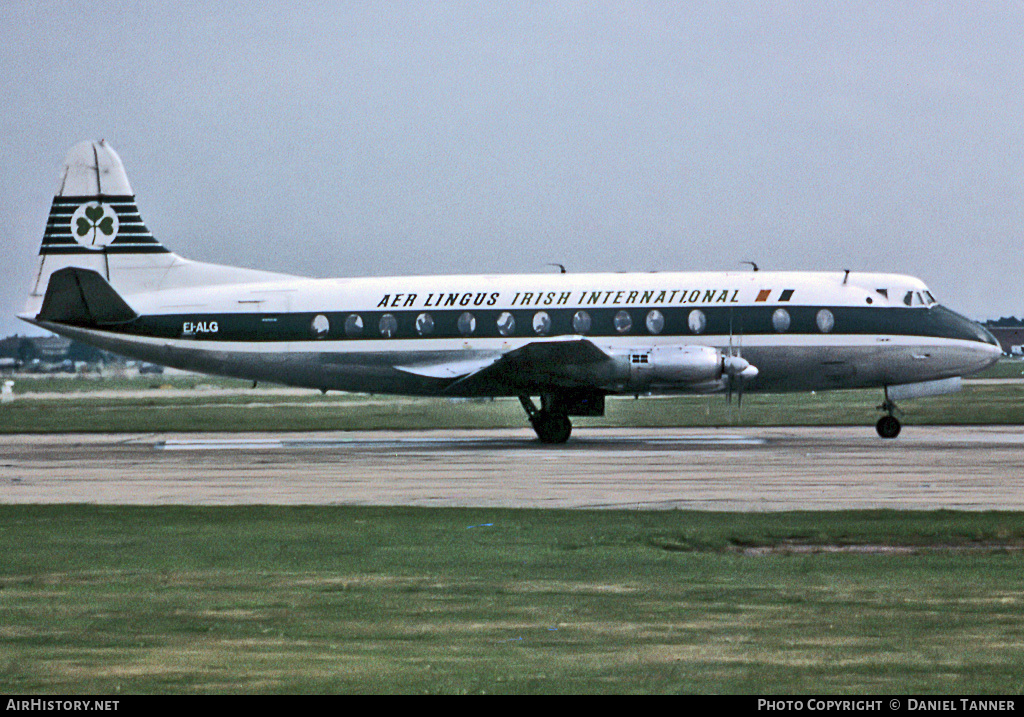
[876,398,902,439]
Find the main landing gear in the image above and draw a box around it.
[518,392,604,444]
[876,398,902,439]
[519,396,572,444]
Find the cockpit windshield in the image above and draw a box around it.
[903,290,938,308]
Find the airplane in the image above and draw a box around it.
[19,140,1002,442]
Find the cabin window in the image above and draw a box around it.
[614,310,632,334]
[772,308,791,333]
[416,313,434,336]
[816,309,835,333]
[458,312,476,336]
[688,309,706,335]
[497,311,516,336]
[311,314,330,339]
[645,309,665,335]
[344,314,364,338]
[379,314,398,338]
[572,310,592,334]
[532,311,552,335]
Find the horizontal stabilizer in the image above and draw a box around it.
[37,267,138,326]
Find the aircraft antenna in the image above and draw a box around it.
[741,261,759,271]
[547,263,567,274]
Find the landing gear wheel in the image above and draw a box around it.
[533,411,572,444]
[876,415,901,439]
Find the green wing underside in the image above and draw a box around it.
[396,338,613,395]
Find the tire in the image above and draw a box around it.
[876,415,901,439]
[534,412,572,444]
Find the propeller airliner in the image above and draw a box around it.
[20,141,1001,442]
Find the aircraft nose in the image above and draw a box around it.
[977,323,1001,350]
[971,321,1003,370]
[963,336,1003,375]
[984,339,1003,362]
[934,307,1004,374]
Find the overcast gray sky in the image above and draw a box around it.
[3,1,1022,337]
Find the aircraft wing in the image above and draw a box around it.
[441,337,612,395]
[393,337,611,394]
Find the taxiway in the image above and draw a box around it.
[2,426,1023,510]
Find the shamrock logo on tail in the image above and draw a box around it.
[70,202,119,249]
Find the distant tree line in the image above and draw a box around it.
[986,317,1024,328]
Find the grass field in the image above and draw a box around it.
[980,360,1024,379]
[2,506,1024,694]
[2,364,1022,693]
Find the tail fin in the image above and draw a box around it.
[40,140,168,257]
[24,140,295,319]
[25,140,174,317]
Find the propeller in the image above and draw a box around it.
[722,312,759,414]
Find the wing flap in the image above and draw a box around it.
[394,355,502,379]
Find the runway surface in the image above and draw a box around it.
[2,426,1023,510]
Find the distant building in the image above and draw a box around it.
[0,335,70,363]
[32,336,73,360]
[0,334,125,371]
[984,318,1024,356]
[0,336,35,365]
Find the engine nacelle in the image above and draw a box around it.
[628,345,723,386]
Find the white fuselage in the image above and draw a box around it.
[32,269,1001,397]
